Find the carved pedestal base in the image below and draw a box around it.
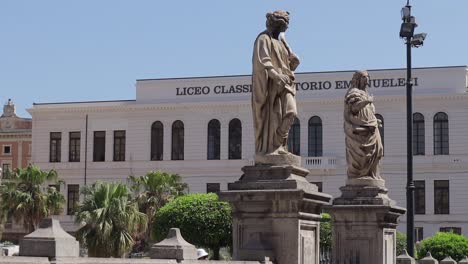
[220,165,331,264]
[329,182,406,264]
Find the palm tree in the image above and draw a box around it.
[128,171,188,245]
[75,181,147,258]
[0,165,65,233]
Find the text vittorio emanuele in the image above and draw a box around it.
[175,77,419,96]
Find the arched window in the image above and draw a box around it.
[287,118,300,155]
[308,116,322,157]
[413,113,425,155]
[434,112,449,155]
[171,120,184,160]
[151,121,164,160]
[375,114,384,149]
[207,119,221,160]
[229,118,242,160]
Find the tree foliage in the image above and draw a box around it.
[153,193,231,260]
[128,171,187,244]
[320,213,332,249]
[396,231,407,256]
[0,165,65,233]
[75,181,147,258]
[417,232,468,261]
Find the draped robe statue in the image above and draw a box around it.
[252,10,300,158]
[344,71,384,180]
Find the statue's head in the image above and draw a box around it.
[266,10,290,33]
[351,70,370,90]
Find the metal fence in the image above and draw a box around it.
[320,248,332,264]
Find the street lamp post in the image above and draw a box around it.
[399,0,427,257]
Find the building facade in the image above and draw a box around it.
[0,99,32,177]
[0,99,33,240]
[27,66,468,240]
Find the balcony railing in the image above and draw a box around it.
[303,157,338,170]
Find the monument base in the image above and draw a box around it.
[254,152,301,167]
[220,165,332,264]
[19,218,79,258]
[329,181,406,264]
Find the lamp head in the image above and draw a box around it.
[401,6,411,21]
[411,33,427,47]
[400,20,417,38]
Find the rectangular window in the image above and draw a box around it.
[93,131,106,162]
[434,180,450,214]
[414,181,426,214]
[311,182,323,192]
[49,132,62,162]
[3,145,11,155]
[113,130,126,161]
[69,132,81,162]
[440,227,461,235]
[67,184,80,215]
[1,164,11,178]
[415,227,424,242]
[206,183,220,194]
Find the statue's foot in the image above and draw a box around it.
[277,146,289,154]
[271,146,288,155]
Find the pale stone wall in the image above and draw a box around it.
[24,66,468,240]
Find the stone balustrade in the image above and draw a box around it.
[0,219,271,264]
[397,251,468,264]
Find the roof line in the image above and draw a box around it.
[33,99,136,106]
[137,65,467,81]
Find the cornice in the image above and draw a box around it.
[0,133,32,139]
[27,93,468,114]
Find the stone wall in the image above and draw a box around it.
[0,257,266,264]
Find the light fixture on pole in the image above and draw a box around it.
[399,0,427,258]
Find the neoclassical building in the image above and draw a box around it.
[0,99,33,240]
[25,66,468,240]
[0,99,32,176]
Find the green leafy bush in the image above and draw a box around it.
[396,232,407,256]
[417,232,468,261]
[154,193,232,260]
[320,213,332,249]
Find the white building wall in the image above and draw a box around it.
[28,66,468,239]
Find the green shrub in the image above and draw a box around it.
[320,213,332,249]
[417,232,468,261]
[396,232,407,256]
[154,193,232,260]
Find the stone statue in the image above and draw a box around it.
[343,70,384,183]
[251,10,300,162]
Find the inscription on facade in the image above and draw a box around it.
[175,78,419,96]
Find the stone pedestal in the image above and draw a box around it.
[149,228,197,261]
[19,218,79,258]
[329,181,406,264]
[220,165,332,264]
[396,250,416,264]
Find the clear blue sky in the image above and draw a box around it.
[1,0,466,117]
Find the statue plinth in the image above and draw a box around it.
[254,152,301,167]
[346,176,386,188]
[329,177,406,264]
[220,158,331,264]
